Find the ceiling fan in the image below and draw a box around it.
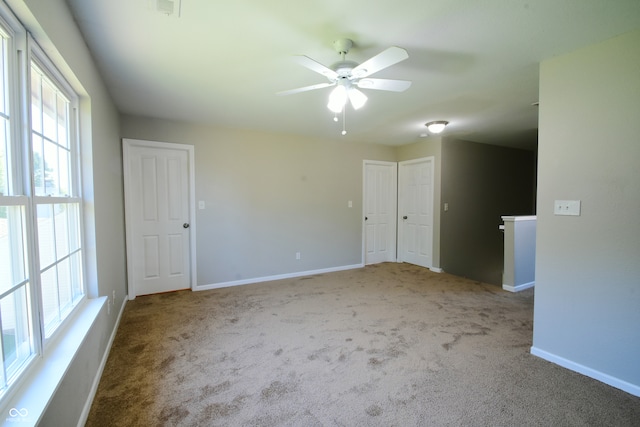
[277,38,411,114]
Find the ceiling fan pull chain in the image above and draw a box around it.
[342,108,347,135]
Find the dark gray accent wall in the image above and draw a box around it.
[440,138,536,285]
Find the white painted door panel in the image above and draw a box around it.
[124,140,193,297]
[399,158,434,269]
[364,161,397,265]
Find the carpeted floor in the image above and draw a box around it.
[85,263,640,426]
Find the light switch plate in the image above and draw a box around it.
[554,200,581,216]
[198,200,205,210]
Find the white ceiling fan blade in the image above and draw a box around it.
[292,55,338,80]
[351,46,409,78]
[357,78,412,92]
[276,82,335,96]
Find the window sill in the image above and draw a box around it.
[0,297,106,426]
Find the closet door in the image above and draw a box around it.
[398,157,434,269]
[363,161,397,265]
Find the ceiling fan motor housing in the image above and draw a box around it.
[331,60,359,78]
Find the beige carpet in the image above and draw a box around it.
[85,263,640,426]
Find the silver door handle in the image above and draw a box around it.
[183,223,190,229]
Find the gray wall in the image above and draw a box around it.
[440,138,536,285]
[120,117,397,285]
[8,0,127,424]
[533,29,640,391]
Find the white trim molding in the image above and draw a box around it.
[195,263,364,291]
[502,281,535,292]
[78,296,128,427]
[531,346,640,397]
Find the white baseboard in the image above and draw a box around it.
[195,263,364,291]
[530,346,640,397]
[502,281,535,292]
[430,267,444,273]
[77,295,129,427]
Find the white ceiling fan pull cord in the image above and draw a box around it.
[342,108,347,135]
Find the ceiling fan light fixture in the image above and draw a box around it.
[328,85,348,113]
[348,88,367,110]
[425,120,449,134]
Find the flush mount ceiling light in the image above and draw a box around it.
[425,121,449,134]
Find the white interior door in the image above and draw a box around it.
[123,139,196,298]
[398,157,434,269]
[363,161,397,265]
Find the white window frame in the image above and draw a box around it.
[0,1,88,405]
[29,39,86,345]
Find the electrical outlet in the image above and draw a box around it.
[296,252,301,260]
[554,200,581,216]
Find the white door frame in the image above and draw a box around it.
[397,156,435,268]
[122,138,197,299]
[362,160,398,265]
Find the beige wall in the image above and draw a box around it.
[119,119,538,287]
[533,29,640,393]
[120,116,397,285]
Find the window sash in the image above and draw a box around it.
[0,198,36,391]
[29,46,85,343]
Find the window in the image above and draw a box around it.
[0,4,85,401]
[31,61,84,338]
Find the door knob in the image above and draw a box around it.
[365,217,368,221]
[403,216,408,220]
[183,223,190,228]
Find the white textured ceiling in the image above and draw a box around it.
[65,0,640,149]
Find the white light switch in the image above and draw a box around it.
[348,200,353,208]
[554,200,581,216]
[198,200,205,210]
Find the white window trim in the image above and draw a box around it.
[0,2,93,416]
[27,36,88,349]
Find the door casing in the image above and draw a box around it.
[362,157,435,268]
[122,138,197,299]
